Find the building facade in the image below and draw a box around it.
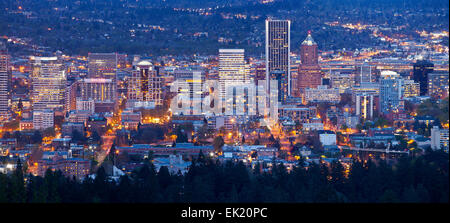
[431,126,449,151]
[218,49,248,110]
[296,32,323,98]
[379,71,403,114]
[0,43,11,120]
[412,60,434,96]
[128,60,163,108]
[265,19,290,96]
[30,56,66,111]
[402,79,420,98]
[87,53,118,81]
[304,85,340,104]
[428,72,449,99]
[33,109,54,130]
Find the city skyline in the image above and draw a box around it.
[0,0,448,208]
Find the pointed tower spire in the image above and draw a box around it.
[302,31,317,46]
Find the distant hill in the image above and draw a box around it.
[0,0,448,56]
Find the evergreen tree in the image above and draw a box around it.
[9,159,26,203]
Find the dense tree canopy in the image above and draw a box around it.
[0,149,447,203]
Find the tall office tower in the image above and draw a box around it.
[352,82,379,119]
[265,19,291,97]
[269,70,288,104]
[413,60,434,96]
[379,71,403,114]
[173,69,206,115]
[355,93,375,120]
[428,72,449,99]
[79,78,116,102]
[218,49,248,109]
[150,65,164,106]
[254,64,266,84]
[127,60,163,109]
[297,32,323,97]
[290,56,300,95]
[355,60,374,85]
[87,53,118,80]
[65,80,79,113]
[30,56,66,111]
[0,43,11,119]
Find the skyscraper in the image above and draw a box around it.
[379,71,403,114]
[218,49,248,109]
[65,80,79,113]
[356,60,374,85]
[269,70,288,104]
[0,43,11,119]
[352,82,380,120]
[265,19,291,97]
[79,78,116,102]
[297,32,323,97]
[30,56,66,111]
[355,93,375,120]
[413,60,434,96]
[79,78,116,113]
[127,60,163,109]
[172,69,206,115]
[88,53,118,80]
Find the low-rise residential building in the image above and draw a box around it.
[35,156,91,180]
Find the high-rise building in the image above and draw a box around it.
[428,72,449,99]
[355,93,375,120]
[218,49,248,109]
[79,78,116,113]
[355,61,374,85]
[0,43,11,119]
[402,79,420,98]
[412,60,434,96]
[65,81,79,113]
[79,78,116,103]
[255,64,266,85]
[127,60,163,109]
[172,69,206,115]
[352,82,379,120]
[331,72,354,93]
[379,71,403,114]
[297,32,323,97]
[290,56,301,93]
[431,126,449,151]
[30,56,66,111]
[224,84,255,117]
[269,70,288,104]
[254,64,266,116]
[33,109,54,130]
[87,53,118,80]
[265,19,290,96]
